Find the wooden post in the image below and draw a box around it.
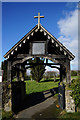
[7,60,12,82]
[61,65,66,83]
[16,70,19,81]
[66,60,71,84]
[21,71,24,81]
[21,64,25,81]
[60,65,62,82]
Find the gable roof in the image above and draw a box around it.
[4,24,75,60]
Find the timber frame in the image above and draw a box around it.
[4,24,75,84]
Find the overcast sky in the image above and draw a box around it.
[2,2,78,71]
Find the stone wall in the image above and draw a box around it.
[0,82,2,119]
[65,90,75,112]
[2,81,12,112]
[2,81,26,113]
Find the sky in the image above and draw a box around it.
[1,2,78,71]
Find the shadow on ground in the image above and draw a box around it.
[12,81,58,114]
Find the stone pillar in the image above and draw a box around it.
[4,60,12,112]
[65,90,75,112]
[66,60,71,84]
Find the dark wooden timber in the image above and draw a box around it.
[7,61,12,82]
[16,54,67,59]
[65,59,71,84]
[60,65,62,82]
[4,23,74,84]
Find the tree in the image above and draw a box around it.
[70,77,80,108]
[44,71,57,81]
[30,57,45,82]
[71,70,77,76]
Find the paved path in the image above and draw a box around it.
[16,90,57,118]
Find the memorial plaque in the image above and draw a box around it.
[32,43,45,55]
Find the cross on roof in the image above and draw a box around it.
[34,12,44,29]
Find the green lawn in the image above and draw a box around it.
[12,76,79,95]
[59,110,80,119]
[71,76,79,80]
[25,78,59,94]
[2,110,15,120]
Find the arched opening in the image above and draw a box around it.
[11,57,62,114]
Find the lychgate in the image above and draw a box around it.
[3,13,75,113]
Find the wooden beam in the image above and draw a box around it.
[16,54,67,59]
[12,54,67,66]
[47,65,60,70]
[25,63,60,65]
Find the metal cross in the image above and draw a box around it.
[34,12,44,29]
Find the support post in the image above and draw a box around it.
[16,70,19,81]
[7,61,12,82]
[66,60,71,84]
[60,65,62,82]
[4,60,12,112]
[21,71,24,81]
[21,64,25,81]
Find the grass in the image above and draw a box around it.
[12,76,79,95]
[71,75,79,80]
[59,110,80,119]
[25,78,59,94]
[2,110,15,120]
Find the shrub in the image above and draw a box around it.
[70,77,80,108]
[71,70,77,76]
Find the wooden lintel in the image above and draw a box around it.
[17,54,67,59]
[12,54,67,66]
[25,63,60,65]
[47,65,60,70]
